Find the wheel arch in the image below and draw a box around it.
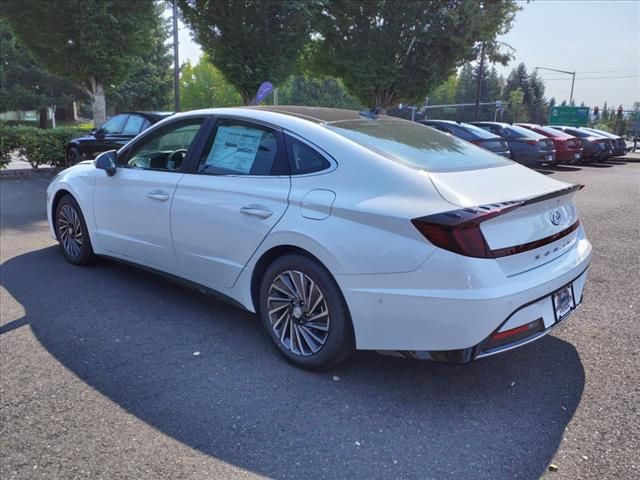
[51,189,75,239]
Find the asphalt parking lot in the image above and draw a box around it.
[1,156,639,480]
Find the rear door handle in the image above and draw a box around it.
[240,205,273,219]
[147,190,170,202]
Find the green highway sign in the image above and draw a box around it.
[548,106,590,126]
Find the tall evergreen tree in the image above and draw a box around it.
[456,64,476,104]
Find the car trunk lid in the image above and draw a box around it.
[426,164,582,275]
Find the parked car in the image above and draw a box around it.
[471,122,557,167]
[65,111,173,164]
[580,127,628,156]
[47,106,591,369]
[517,123,584,164]
[547,126,614,161]
[420,120,512,158]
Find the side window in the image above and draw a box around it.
[140,119,151,131]
[99,114,127,135]
[197,121,281,176]
[120,118,204,171]
[285,135,331,174]
[122,115,146,135]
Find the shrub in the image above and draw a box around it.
[0,124,84,169]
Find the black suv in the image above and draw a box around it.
[66,111,172,163]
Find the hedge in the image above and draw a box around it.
[0,124,85,169]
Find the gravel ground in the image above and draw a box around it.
[1,156,638,480]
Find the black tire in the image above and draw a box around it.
[259,253,355,369]
[55,195,96,266]
[66,146,81,165]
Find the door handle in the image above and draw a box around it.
[147,190,170,202]
[240,205,273,219]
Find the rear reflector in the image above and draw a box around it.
[484,318,544,350]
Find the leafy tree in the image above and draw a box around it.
[507,88,527,122]
[3,0,157,127]
[180,56,242,110]
[277,76,364,109]
[0,19,87,127]
[107,2,173,113]
[426,74,457,106]
[177,0,317,104]
[311,0,519,109]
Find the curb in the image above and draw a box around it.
[0,168,61,178]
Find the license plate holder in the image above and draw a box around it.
[552,284,576,322]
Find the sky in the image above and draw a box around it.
[176,0,640,110]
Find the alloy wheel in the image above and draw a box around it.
[58,204,83,258]
[267,270,330,356]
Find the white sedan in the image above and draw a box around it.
[47,106,592,369]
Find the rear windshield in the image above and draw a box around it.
[505,124,547,139]
[537,126,574,138]
[457,122,499,140]
[326,118,512,172]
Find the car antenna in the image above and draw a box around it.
[359,107,380,119]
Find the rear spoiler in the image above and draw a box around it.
[519,183,584,207]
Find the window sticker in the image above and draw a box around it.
[206,126,263,173]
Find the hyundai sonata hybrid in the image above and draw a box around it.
[47,106,592,369]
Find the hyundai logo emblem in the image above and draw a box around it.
[550,209,562,226]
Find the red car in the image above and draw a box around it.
[517,123,584,164]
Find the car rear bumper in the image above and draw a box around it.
[336,226,592,360]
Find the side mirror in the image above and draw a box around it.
[95,150,117,176]
[90,127,97,134]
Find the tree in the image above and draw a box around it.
[277,75,364,109]
[3,0,157,127]
[455,64,476,104]
[107,2,173,113]
[508,88,527,122]
[0,19,87,127]
[180,56,242,110]
[426,74,457,106]
[177,0,316,104]
[311,0,519,109]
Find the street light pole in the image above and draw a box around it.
[535,66,576,104]
[172,0,180,112]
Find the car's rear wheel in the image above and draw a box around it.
[55,195,95,265]
[259,254,354,369]
[66,146,81,165]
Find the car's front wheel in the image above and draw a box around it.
[259,254,354,369]
[55,195,96,265]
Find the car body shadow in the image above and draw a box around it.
[1,247,585,480]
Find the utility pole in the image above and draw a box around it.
[172,0,180,112]
[474,43,485,120]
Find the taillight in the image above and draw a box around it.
[470,139,483,146]
[525,139,538,146]
[411,202,522,258]
[484,319,544,350]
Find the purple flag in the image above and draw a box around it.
[252,82,274,105]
